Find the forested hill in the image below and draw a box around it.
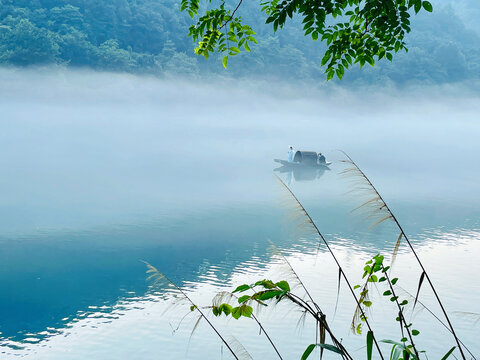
[1,0,480,84]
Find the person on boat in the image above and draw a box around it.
[318,152,326,165]
[288,146,294,162]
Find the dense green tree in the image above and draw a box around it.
[0,18,59,65]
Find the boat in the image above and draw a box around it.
[273,151,331,181]
[274,150,331,168]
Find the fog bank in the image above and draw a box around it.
[1,68,480,234]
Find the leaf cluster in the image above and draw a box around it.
[183,0,257,68]
[181,0,433,79]
[210,279,291,320]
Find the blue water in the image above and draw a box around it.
[0,70,479,359]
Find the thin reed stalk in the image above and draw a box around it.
[399,287,477,360]
[275,175,386,360]
[269,243,352,359]
[339,151,466,359]
[285,292,353,359]
[143,262,242,360]
[251,313,284,360]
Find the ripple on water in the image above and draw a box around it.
[1,226,479,359]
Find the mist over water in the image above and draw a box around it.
[1,68,480,232]
[1,68,479,359]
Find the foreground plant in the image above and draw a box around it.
[145,153,472,359]
[210,252,459,360]
[340,152,468,359]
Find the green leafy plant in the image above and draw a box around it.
[181,0,433,78]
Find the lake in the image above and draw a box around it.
[0,69,479,359]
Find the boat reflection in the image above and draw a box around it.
[274,164,330,182]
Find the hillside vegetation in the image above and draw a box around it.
[1,0,479,84]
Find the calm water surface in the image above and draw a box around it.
[0,70,479,359]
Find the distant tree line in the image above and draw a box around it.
[0,0,479,84]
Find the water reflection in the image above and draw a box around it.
[274,163,330,182]
[1,227,478,359]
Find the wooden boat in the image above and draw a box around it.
[274,150,331,168]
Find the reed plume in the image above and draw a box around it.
[275,175,385,360]
[339,151,467,359]
[143,261,249,360]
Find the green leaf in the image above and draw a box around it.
[222,56,228,69]
[301,343,344,359]
[440,346,456,360]
[363,300,373,307]
[367,331,374,360]
[241,305,253,317]
[391,344,403,360]
[301,344,316,360]
[259,290,283,301]
[317,343,344,355]
[220,304,232,315]
[321,51,332,66]
[233,284,250,293]
[422,1,433,12]
[381,339,406,347]
[414,0,421,13]
[232,307,242,319]
[238,295,250,303]
[275,281,290,292]
[391,278,399,285]
[255,280,276,289]
[374,255,384,265]
[336,68,343,79]
[411,329,420,336]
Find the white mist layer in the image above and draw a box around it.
[1,68,479,235]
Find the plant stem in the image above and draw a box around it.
[382,265,420,359]
[286,293,353,360]
[341,152,466,360]
[251,313,284,360]
[276,175,385,360]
